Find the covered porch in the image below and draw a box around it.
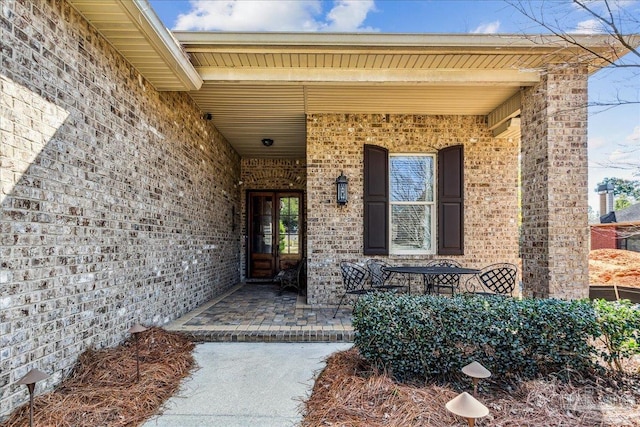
[168,31,628,303]
[65,0,632,302]
[164,283,354,342]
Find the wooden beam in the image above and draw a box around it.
[195,67,541,86]
[488,92,521,130]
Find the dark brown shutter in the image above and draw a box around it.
[364,144,389,255]
[438,145,464,255]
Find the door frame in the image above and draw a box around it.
[246,190,304,279]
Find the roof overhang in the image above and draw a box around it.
[175,32,632,158]
[68,0,202,91]
[65,1,637,158]
[591,221,640,228]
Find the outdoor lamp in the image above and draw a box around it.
[261,138,274,147]
[461,361,491,396]
[336,171,348,205]
[128,323,148,382]
[445,392,489,427]
[17,368,49,427]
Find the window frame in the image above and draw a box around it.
[388,152,437,255]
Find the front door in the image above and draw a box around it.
[248,191,302,279]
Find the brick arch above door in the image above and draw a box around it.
[241,158,306,190]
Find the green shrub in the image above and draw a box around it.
[593,298,640,371]
[353,293,600,382]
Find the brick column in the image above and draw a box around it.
[520,65,590,299]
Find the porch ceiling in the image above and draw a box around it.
[67,1,634,160]
[174,32,628,159]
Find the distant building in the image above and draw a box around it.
[591,203,640,252]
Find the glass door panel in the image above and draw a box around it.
[278,196,300,255]
[248,191,303,279]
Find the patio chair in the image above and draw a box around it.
[423,259,462,295]
[333,261,375,318]
[275,258,306,295]
[464,263,517,296]
[365,259,405,292]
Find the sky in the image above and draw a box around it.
[149,0,640,215]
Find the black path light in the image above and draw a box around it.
[128,323,148,382]
[17,368,49,427]
[336,171,348,205]
[445,391,489,427]
[461,361,491,397]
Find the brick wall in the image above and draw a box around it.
[239,158,306,279]
[305,114,520,305]
[1,0,240,415]
[591,226,618,250]
[520,65,590,299]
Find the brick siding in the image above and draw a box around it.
[591,226,618,250]
[1,0,240,415]
[305,114,521,305]
[0,0,594,417]
[520,65,590,299]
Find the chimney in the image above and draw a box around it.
[597,183,615,214]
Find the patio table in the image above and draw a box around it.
[382,266,480,294]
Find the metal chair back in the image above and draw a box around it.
[333,261,372,318]
[366,259,393,287]
[424,259,462,294]
[477,263,517,295]
[276,257,306,295]
[340,262,370,292]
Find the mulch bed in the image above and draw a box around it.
[301,348,640,427]
[2,327,195,427]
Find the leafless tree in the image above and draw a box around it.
[507,0,639,73]
[508,0,640,174]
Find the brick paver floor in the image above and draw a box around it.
[165,283,354,342]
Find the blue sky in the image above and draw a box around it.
[149,0,640,214]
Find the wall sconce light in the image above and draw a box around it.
[17,368,49,427]
[336,171,348,205]
[261,138,274,147]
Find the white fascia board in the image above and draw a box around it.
[118,0,203,90]
[173,32,629,53]
[195,67,541,86]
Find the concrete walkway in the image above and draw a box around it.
[143,342,352,427]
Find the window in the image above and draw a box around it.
[390,154,436,254]
[364,144,463,256]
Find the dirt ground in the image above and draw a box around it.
[589,249,640,288]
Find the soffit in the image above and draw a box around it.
[176,32,630,159]
[68,0,202,91]
[192,83,521,159]
[63,1,634,160]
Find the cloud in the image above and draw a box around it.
[608,149,628,162]
[571,18,605,34]
[589,135,608,150]
[471,20,500,34]
[173,0,377,32]
[626,125,640,142]
[325,0,377,31]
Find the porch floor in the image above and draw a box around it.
[164,282,354,342]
